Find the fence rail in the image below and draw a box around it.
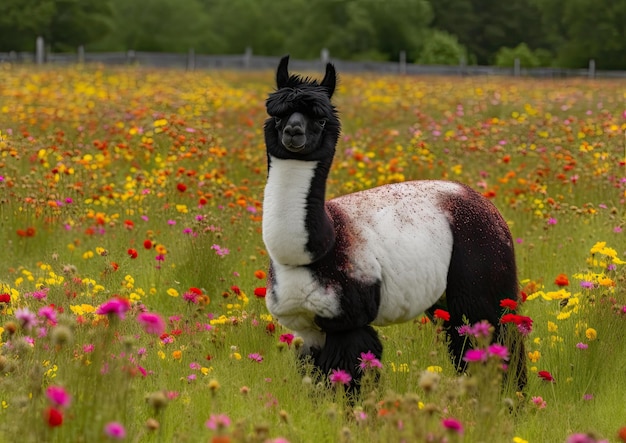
[2,47,625,79]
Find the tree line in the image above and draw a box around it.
[1,0,624,70]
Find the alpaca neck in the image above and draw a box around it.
[263,156,335,266]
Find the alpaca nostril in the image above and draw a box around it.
[284,125,304,137]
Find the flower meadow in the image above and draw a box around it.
[0,64,625,443]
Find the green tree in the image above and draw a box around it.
[0,0,56,51]
[494,43,541,68]
[533,0,626,69]
[417,30,467,65]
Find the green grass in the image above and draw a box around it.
[0,65,625,442]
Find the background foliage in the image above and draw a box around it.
[1,0,625,69]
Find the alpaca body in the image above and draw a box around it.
[262,56,526,390]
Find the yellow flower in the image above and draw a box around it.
[230,352,242,360]
[547,321,558,332]
[158,350,165,360]
[513,437,529,443]
[585,328,597,340]
[528,351,541,362]
[167,288,179,297]
[426,366,443,373]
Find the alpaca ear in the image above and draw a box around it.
[321,62,336,98]
[276,55,290,89]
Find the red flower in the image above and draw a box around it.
[0,293,10,303]
[500,313,533,335]
[433,309,450,321]
[230,286,241,295]
[143,239,153,249]
[44,407,64,427]
[188,287,202,295]
[254,287,266,298]
[554,273,569,287]
[127,248,138,259]
[538,370,555,382]
[266,322,275,334]
[176,183,187,192]
[500,298,518,311]
[124,220,134,229]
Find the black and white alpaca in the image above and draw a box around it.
[262,56,527,390]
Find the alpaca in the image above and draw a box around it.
[262,56,527,391]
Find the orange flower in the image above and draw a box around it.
[554,273,569,287]
[254,270,266,279]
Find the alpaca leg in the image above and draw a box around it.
[314,325,382,390]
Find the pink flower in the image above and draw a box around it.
[441,417,463,434]
[206,413,231,431]
[15,307,38,329]
[38,306,58,325]
[463,348,488,362]
[137,312,166,335]
[532,396,547,409]
[279,333,294,346]
[329,369,352,386]
[104,422,126,439]
[487,344,509,360]
[358,350,382,371]
[248,353,263,362]
[96,298,130,319]
[46,386,71,408]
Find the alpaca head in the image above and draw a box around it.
[264,56,341,161]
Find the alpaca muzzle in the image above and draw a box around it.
[282,112,307,151]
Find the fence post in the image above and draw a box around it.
[187,48,195,71]
[588,59,595,79]
[321,48,329,66]
[36,36,45,65]
[399,50,406,75]
[459,55,467,76]
[244,46,252,69]
[126,50,135,65]
[514,58,520,77]
[78,45,85,64]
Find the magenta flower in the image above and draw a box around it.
[487,344,509,360]
[248,353,263,363]
[46,386,71,408]
[358,351,382,371]
[576,342,589,350]
[441,417,463,434]
[96,298,130,319]
[329,369,352,386]
[15,307,38,329]
[137,312,166,335]
[103,421,126,439]
[38,306,58,325]
[463,348,488,362]
[206,413,231,431]
[279,333,294,346]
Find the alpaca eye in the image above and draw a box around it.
[274,117,282,126]
[318,119,327,127]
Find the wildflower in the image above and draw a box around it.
[500,298,518,311]
[358,350,382,371]
[15,307,38,329]
[212,244,230,257]
[527,350,542,363]
[176,183,187,192]
[564,433,606,443]
[488,343,509,360]
[206,413,231,431]
[576,342,589,350]
[96,297,130,319]
[254,270,267,279]
[254,287,266,298]
[44,407,63,427]
[585,328,597,340]
[127,248,138,259]
[38,306,58,325]
[137,312,166,335]
[463,348,488,362]
[433,309,450,321]
[248,353,263,362]
[500,313,533,335]
[167,288,179,297]
[441,417,463,434]
[278,334,293,346]
[0,293,10,303]
[46,386,71,408]
[531,396,547,409]
[104,422,126,439]
[538,370,555,382]
[329,369,352,386]
[555,273,569,286]
[183,291,199,304]
[418,370,440,393]
[25,287,49,300]
[143,239,153,249]
[470,320,492,338]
